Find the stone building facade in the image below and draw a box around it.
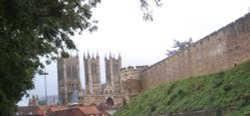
[28,95,39,106]
[82,53,125,106]
[58,53,132,106]
[80,54,149,105]
[120,66,148,101]
[105,54,122,94]
[84,53,101,95]
[57,56,84,105]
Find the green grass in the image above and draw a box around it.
[114,60,250,116]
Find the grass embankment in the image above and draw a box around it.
[114,61,250,116]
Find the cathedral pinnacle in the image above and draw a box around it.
[105,53,107,60]
[109,51,112,59]
[96,51,99,59]
[118,52,121,59]
[87,51,90,58]
[83,52,86,59]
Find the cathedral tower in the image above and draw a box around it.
[105,53,122,94]
[57,55,83,105]
[84,52,101,95]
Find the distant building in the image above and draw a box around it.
[82,53,125,105]
[17,104,107,116]
[57,56,84,105]
[28,95,39,106]
[84,52,101,95]
[17,106,45,116]
[104,53,122,94]
[47,105,107,116]
[57,53,146,106]
[38,95,59,106]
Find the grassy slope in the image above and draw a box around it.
[114,61,250,116]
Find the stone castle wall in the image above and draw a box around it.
[120,66,148,98]
[142,13,250,89]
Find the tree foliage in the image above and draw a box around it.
[166,38,193,57]
[0,0,161,115]
[0,0,99,115]
[140,0,163,21]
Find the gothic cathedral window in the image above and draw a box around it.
[67,66,77,79]
[67,66,71,78]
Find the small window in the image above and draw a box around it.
[72,66,77,78]
[67,66,71,78]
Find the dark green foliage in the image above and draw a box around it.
[0,0,100,115]
[177,89,185,96]
[114,60,250,116]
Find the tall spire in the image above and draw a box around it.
[87,51,90,58]
[83,52,86,59]
[96,51,99,59]
[118,52,121,59]
[109,51,112,59]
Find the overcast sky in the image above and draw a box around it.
[18,0,250,106]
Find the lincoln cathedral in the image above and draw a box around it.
[57,53,148,106]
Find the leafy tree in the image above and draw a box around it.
[166,38,193,56]
[0,0,99,115]
[0,0,161,115]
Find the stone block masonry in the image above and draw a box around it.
[141,13,250,89]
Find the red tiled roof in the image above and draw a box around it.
[47,108,86,116]
[17,106,45,115]
[79,106,101,114]
[47,106,102,116]
[48,106,67,112]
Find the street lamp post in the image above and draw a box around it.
[41,71,48,115]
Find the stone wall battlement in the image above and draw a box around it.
[142,13,250,89]
[120,65,149,72]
